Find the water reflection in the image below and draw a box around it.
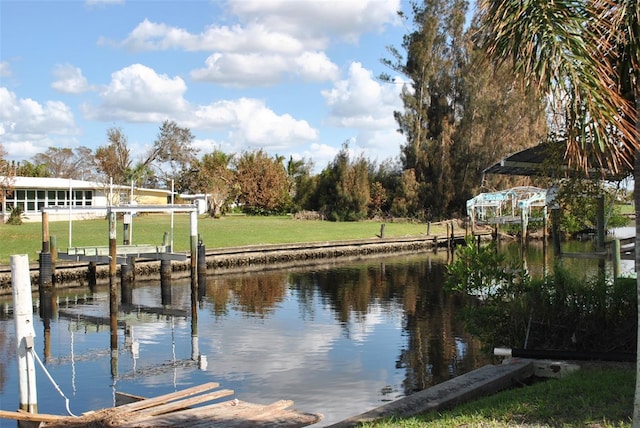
[0,252,487,426]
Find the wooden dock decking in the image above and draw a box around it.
[0,382,321,427]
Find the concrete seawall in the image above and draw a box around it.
[0,234,476,294]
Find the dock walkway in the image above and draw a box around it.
[0,382,321,427]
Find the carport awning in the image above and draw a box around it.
[483,144,551,177]
[483,143,629,180]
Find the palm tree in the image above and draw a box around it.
[477,0,639,422]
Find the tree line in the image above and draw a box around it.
[2,1,551,221]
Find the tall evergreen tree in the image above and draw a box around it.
[384,0,468,219]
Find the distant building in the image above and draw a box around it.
[1,176,173,223]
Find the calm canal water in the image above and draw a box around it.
[0,251,489,427]
[0,236,632,427]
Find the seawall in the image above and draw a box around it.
[0,234,480,295]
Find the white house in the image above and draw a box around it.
[2,176,173,222]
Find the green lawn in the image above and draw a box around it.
[363,367,634,428]
[0,214,446,265]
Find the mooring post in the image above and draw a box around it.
[379,223,385,238]
[197,236,206,296]
[11,254,38,414]
[39,212,52,289]
[613,239,621,279]
[596,195,605,252]
[190,210,198,340]
[88,261,97,290]
[449,221,454,251]
[50,235,57,280]
[190,210,198,281]
[108,210,118,352]
[426,222,431,236]
[161,262,172,306]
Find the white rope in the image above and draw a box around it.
[29,348,78,417]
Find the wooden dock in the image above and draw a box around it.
[0,382,321,427]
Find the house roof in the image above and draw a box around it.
[3,176,171,194]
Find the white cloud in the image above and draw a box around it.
[228,0,401,43]
[118,19,307,54]
[107,0,399,88]
[83,64,190,122]
[0,61,11,78]
[188,98,318,150]
[322,62,403,129]
[51,64,93,94]
[0,87,78,159]
[191,51,339,87]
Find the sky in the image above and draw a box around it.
[0,0,421,174]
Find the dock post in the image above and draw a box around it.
[39,211,53,289]
[426,222,431,235]
[197,236,207,297]
[190,210,199,341]
[50,235,57,281]
[88,261,97,290]
[108,210,118,353]
[613,239,621,279]
[449,221,454,251]
[379,223,385,238]
[160,265,172,306]
[596,195,605,252]
[11,254,38,414]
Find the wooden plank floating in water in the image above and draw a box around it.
[0,382,321,427]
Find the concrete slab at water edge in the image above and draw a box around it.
[327,359,535,427]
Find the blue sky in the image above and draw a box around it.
[0,0,421,173]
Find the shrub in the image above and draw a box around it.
[6,206,24,225]
[446,237,637,354]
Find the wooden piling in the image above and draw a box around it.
[190,211,198,338]
[108,211,118,352]
[39,212,53,289]
[613,239,621,279]
[11,254,38,414]
[197,238,207,297]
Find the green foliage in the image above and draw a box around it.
[233,149,291,215]
[6,205,24,225]
[556,179,630,235]
[315,143,371,221]
[447,238,637,353]
[446,237,524,299]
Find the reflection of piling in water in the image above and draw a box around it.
[39,288,55,361]
[121,256,135,306]
[161,259,172,305]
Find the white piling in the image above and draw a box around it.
[11,254,38,413]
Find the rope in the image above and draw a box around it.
[29,347,78,417]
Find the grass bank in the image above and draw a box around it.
[363,366,634,428]
[0,214,445,265]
